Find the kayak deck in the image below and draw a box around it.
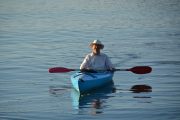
[71,72,114,93]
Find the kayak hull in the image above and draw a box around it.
[71,72,113,93]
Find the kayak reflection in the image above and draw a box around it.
[71,81,115,113]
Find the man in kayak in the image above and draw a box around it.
[80,40,115,72]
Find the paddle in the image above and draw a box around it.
[49,66,152,74]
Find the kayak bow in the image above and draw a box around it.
[71,72,113,93]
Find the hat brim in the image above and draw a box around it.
[90,43,104,49]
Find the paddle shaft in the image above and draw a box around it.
[49,66,152,74]
[115,69,129,71]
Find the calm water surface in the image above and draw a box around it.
[0,0,180,120]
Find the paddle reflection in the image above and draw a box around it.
[71,81,115,114]
[130,84,152,93]
[130,84,152,103]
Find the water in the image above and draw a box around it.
[0,0,180,119]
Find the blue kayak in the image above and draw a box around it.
[71,72,114,93]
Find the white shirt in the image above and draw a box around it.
[80,53,114,70]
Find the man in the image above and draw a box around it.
[80,40,115,72]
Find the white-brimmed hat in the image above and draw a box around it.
[89,40,104,49]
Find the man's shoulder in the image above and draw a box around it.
[86,53,93,56]
[100,53,108,57]
[85,53,93,58]
[86,53,108,58]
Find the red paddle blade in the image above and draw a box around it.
[129,66,152,74]
[49,67,74,73]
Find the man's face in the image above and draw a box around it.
[92,44,101,55]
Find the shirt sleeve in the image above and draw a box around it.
[80,54,90,70]
[105,55,114,69]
